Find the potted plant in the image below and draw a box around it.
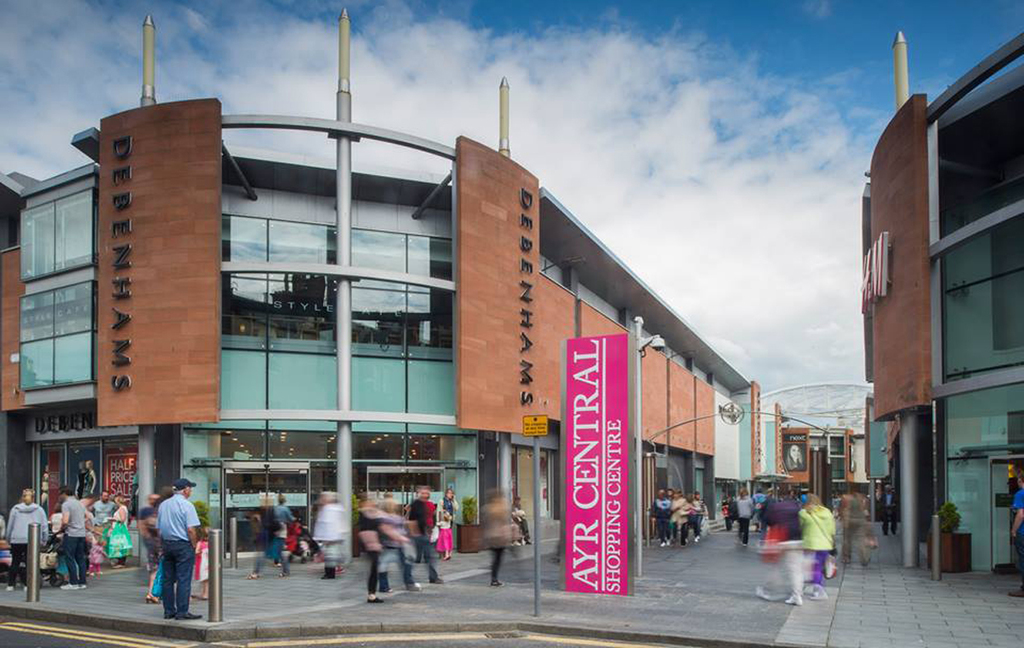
[457,496,482,553]
[927,502,971,573]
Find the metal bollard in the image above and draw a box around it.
[208,529,223,622]
[229,516,238,570]
[26,522,40,603]
[931,514,942,581]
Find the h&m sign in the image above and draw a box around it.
[861,231,890,313]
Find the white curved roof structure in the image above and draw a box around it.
[761,383,873,431]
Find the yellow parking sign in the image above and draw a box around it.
[522,415,548,437]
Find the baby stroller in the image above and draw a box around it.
[40,535,67,588]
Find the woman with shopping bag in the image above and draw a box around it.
[105,495,133,568]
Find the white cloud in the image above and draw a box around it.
[802,0,833,19]
[0,1,871,390]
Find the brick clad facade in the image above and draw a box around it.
[1,249,25,411]
[532,275,576,420]
[96,99,222,427]
[868,94,931,420]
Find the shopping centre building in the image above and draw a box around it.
[864,32,1024,570]
[0,14,752,549]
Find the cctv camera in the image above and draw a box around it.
[650,336,666,350]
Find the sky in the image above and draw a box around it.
[1,0,1021,391]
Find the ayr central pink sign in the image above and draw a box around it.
[564,334,629,596]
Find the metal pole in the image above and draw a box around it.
[208,529,223,622]
[930,514,941,581]
[900,415,919,568]
[229,516,238,569]
[533,436,541,616]
[26,523,40,603]
[335,9,354,561]
[632,316,643,577]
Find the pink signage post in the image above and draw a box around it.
[563,333,630,596]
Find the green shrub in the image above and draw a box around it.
[352,493,360,528]
[461,496,478,525]
[193,500,211,529]
[938,502,961,533]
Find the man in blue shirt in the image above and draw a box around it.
[157,478,202,620]
[1009,473,1024,598]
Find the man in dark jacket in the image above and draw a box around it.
[881,485,898,536]
[408,486,442,584]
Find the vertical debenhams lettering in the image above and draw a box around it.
[518,187,535,406]
[110,135,133,391]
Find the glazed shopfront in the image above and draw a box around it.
[28,409,138,517]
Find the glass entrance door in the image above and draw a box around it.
[224,462,309,552]
[366,466,443,506]
[991,458,1024,571]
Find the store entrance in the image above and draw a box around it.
[990,457,1024,573]
[366,466,443,506]
[223,462,309,552]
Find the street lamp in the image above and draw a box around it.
[632,316,664,579]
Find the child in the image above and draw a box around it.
[193,528,209,601]
[87,532,105,577]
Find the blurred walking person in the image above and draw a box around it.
[672,491,693,546]
[377,499,417,593]
[138,493,162,603]
[881,485,898,536]
[6,489,48,591]
[651,489,671,547]
[483,491,512,587]
[840,492,871,566]
[756,490,804,606]
[736,489,754,546]
[357,496,404,603]
[408,486,442,584]
[313,492,346,579]
[799,494,836,601]
[690,492,708,544]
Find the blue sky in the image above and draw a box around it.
[2,1,1021,390]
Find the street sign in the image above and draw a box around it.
[523,415,548,437]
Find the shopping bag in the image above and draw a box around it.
[107,522,133,559]
[151,565,163,598]
[429,526,440,544]
[760,526,786,564]
[824,554,838,579]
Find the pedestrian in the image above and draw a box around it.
[483,491,512,587]
[157,478,202,620]
[721,497,734,532]
[377,498,417,593]
[840,492,871,566]
[511,497,531,546]
[192,527,209,601]
[6,488,48,591]
[651,489,671,547]
[355,496,385,603]
[753,489,767,532]
[87,531,105,576]
[58,486,90,590]
[1008,472,1024,597]
[799,494,835,601]
[91,492,116,527]
[106,495,133,568]
[272,494,294,575]
[313,491,346,579]
[881,485,898,536]
[408,485,443,585]
[690,492,708,544]
[671,491,693,546]
[436,488,459,559]
[756,489,804,606]
[736,488,754,546]
[139,493,162,604]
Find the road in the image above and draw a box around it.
[0,618,682,647]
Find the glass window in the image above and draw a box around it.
[20,291,54,342]
[268,273,336,353]
[352,287,405,357]
[221,350,267,410]
[54,283,93,335]
[352,357,405,413]
[828,436,845,456]
[21,339,54,388]
[54,333,93,383]
[354,433,404,461]
[352,229,405,274]
[269,430,337,460]
[407,434,475,462]
[407,361,454,415]
[944,218,1024,380]
[407,290,453,359]
[20,281,95,388]
[222,274,268,350]
[946,382,1024,456]
[39,445,65,516]
[54,191,94,271]
[222,215,267,262]
[268,353,337,410]
[21,202,55,279]
[269,220,335,264]
[21,191,94,279]
[408,236,452,281]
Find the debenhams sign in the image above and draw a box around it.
[27,410,136,442]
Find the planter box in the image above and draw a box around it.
[457,524,482,553]
[927,532,971,573]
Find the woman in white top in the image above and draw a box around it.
[435,489,459,561]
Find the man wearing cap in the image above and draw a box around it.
[157,479,202,620]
